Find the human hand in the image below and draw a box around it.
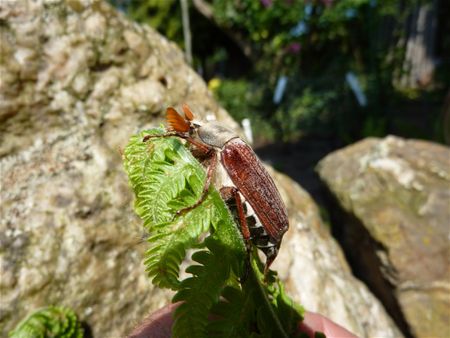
[127,303,359,338]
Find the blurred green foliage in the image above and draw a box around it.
[212,79,278,140]
[112,0,448,145]
[121,0,183,42]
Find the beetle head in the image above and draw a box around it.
[166,104,200,136]
[166,104,238,148]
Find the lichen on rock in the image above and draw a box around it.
[318,136,450,338]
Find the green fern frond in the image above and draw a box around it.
[170,192,248,337]
[9,306,83,338]
[124,130,211,289]
[252,256,304,338]
[172,239,232,338]
[143,201,214,289]
[207,285,255,338]
[124,129,245,291]
[124,129,205,227]
[123,128,304,338]
[273,281,305,336]
[207,252,304,338]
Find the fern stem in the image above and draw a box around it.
[249,258,290,338]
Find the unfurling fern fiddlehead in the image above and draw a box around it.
[8,306,83,338]
[123,128,304,338]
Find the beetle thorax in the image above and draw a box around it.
[197,122,238,149]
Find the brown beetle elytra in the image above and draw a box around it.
[143,104,289,275]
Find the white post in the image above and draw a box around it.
[180,0,192,65]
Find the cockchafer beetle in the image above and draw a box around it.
[143,104,289,275]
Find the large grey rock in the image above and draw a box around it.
[0,1,401,337]
[0,1,233,336]
[271,170,403,338]
[317,136,450,338]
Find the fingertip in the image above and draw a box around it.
[127,302,180,338]
[300,312,359,338]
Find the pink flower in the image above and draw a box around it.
[260,0,272,8]
[286,42,301,54]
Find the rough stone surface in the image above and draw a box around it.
[1,1,401,337]
[317,136,450,338]
[0,1,235,336]
[271,170,403,338]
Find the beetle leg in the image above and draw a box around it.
[175,151,218,217]
[219,186,235,202]
[220,187,250,242]
[220,187,252,247]
[231,190,253,281]
[220,186,252,281]
[145,132,216,216]
[144,133,213,156]
[221,187,252,261]
[183,137,213,155]
[263,244,279,277]
[142,132,180,142]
